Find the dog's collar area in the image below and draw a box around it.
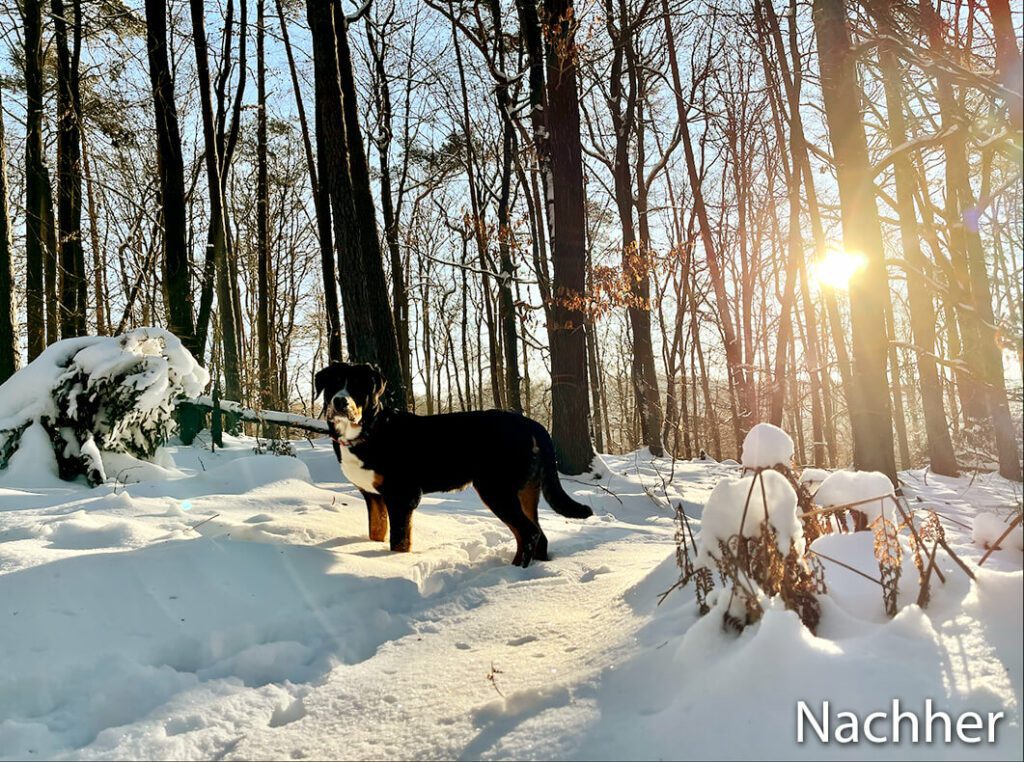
[332,432,367,449]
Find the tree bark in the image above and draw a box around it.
[22,0,47,358]
[52,0,87,337]
[188,0,241,399]
[256,0,273,410]
[307,0,407,407]
[144,0,197,353]
[812,0,897,483]
[542,0,595,473]
[0,83,17,381]
[661,0,754,449]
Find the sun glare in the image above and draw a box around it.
[811,247,868,290]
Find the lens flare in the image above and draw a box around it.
[811,247,868,290]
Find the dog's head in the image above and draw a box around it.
[314,361,388,437]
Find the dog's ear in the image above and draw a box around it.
[313,361,347,401]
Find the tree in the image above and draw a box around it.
[543,0,596,473]
[306,0,407,407]
[870,0,958,476]
[51,0,87,337]
[0,82,17,381]
[22,0,47,358]
[273,0,342,364]
[188,0,242,400]
[812,0,897,483]
[143,0,197,355]
[256,0,272,410]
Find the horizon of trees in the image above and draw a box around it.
[0,0,1021,482]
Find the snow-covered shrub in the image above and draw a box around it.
[972,511,1023,552]
[676,425,826,633]
[253,438,296,458]
[813,470,896,529]
[740,422,794,471]
[0,328,208,485]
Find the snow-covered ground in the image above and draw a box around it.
[0,436,1020,760]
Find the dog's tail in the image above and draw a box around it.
[531,421,593,519]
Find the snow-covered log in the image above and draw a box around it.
[0,328,208,485]
[176,395,329,435]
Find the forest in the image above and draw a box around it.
[0,0,1021,483]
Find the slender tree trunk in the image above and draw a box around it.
[80,134,106,335]
[23,0,47,357]
[0,83,17,381]
[662,0,753,448]
[256,0,272,410]
[542,0,595,473]
[52,0,86,336]
[275,0,341,364]
[923,0,1022,481]
[144,0,197,353]
[488,0,523,412]
[188,0,241,398]
[812,0,897,483]
[364,17,412,399]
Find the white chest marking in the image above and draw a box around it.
[340,446,379,494]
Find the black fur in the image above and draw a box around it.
[313,361,593,566]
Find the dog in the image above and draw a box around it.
[313,361,593,567]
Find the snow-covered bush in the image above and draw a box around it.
[0,328,208,485]
[676,425,826,633]
[813,470,895,529]
[972,511,1023,552]
[740,422,794,471]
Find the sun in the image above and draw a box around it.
[811,246,868,290]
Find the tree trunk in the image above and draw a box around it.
[543,0,595,473]
[22,0,47,358]
[364,16,412,401]
[256,0,272,410]
[985,0,1023,134]
[188,0,241,399]
[0,83,17,381]
[307,0,406,406]
[144,0,197,353]
[922,0,1022,481]
[275,0,341,364]
[488,0,523,413]
[812,0,897,483]
[661,0,753,449]
[52,0,87,337]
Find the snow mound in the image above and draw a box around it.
[741,423,794,470]
[697,469,803,565]
[0,328,208,485]
[798,467,830,490]
[972,512,1023,551]
[813,470,895,524]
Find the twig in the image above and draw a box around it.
[189,513,221,531]
[807,549,885,587]
[978,513,1023,567]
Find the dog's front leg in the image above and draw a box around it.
[362,491,388,542]
[383,491,420,552]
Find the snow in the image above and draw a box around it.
[0,439,1020,759]
[799,467,830,490]
[814,469,897,524]
[740,422,795,470]
[696,468,803,565]
[973,512,1023,551]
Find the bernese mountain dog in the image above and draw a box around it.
[314,361,593,567]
